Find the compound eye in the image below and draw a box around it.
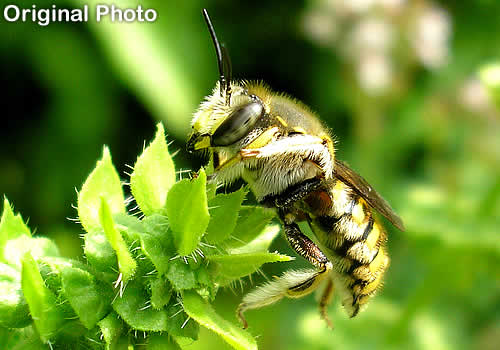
[212,101,263,146]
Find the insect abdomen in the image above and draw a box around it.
[308,180,390,317]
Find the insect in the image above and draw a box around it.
[187,9,405,329]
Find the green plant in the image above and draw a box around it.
[0,123,291,349]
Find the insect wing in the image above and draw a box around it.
[334,159,405,231]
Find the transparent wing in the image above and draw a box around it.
[334,159,405,231]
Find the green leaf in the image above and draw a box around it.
[205,157,217,200]
[166,169,210,256]
[131,123,176,216]
[115,213,176,276]
[150,277,172,310]
[84,230,118,283]
[182,290,257,350]
[0,263,30,328]
[60,266,113,329]
[207,252,292,286]
[97,311,124,349]
[228,224,281,254]
[0,325,45,349]
[78,147,125,233]
[21,253,65,343]
[195,267,217,301]
[3,236,59,270]
[205,187,247,244]
[99,198,137,282]
[165,302,199,340]
[36,258,93,319]
[0,198,31,263]
[112,280,168,332]
[166,259,197,291]
[140,214,177,275]
[224,206,276,248]
[148,333,182,350]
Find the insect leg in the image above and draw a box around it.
[259,177,322,208]
[283,222,331,270]
[237,221,332,328]
[237,268,323,329]
[319,279,335,329]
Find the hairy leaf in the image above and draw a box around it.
[97,311,124,348]
[61,266,113,329]
[99,198,137,282]
[205,187,247,244]
[0,198,31,264]
[21,253,65,343]
[131,123,176,216]
[166,169,209,256]
[182,290,257,350]
[78,147,125,233]
[148,333,182,350]
[84,230,118,283]
[224,206,276,248]
[112,280,168,332]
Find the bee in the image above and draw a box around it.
[188,9,405,329]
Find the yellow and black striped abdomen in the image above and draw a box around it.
[307,179,390,317]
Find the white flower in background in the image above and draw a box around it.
[412,7,451,69]
[343,0,377,14]
[358,53,392,93]
[302,0,452,95]
[460,78,489,111]
[302,10,338,46]
[459,78,496,117]
[378,0,406,13]
[350,17,394,54]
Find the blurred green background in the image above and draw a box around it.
[0,0,498,349]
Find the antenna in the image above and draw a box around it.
[202,9,232,103]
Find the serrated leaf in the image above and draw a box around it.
[114,213,176,276]
[148,333,182,350]
[229,224,281,254]
[206,252,292,286]
[150,277,172,310]
[21,253,65,343]
[0,198,31,263]
[166,259,197,291]
[112,280,168,332]
[165,302,199,340]
[224,206,276,248]
[3,236,60,270]
[31,257,80,321]
[182,290,257,350]
[84,230,118,283]
[97,311,124,349]
[140,214,177,275]
[131,123,176,216]
[196,267,217,301]
[60,266,113,329]
[78,147,125,233]
[99,198,137,282]
[205,187,247,244]
[166,169,210,256]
